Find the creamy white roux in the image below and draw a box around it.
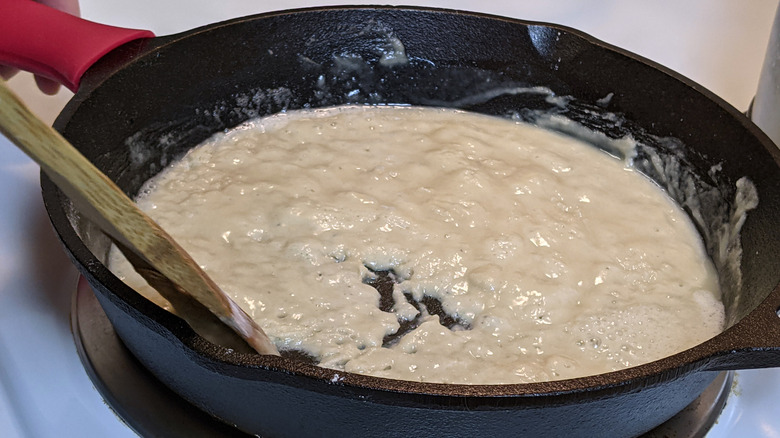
[109,105,724,384]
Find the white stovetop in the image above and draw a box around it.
[1,1,778,437]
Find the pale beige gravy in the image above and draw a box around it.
[109,105,724,384]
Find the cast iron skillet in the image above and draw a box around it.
[7,4,780,437]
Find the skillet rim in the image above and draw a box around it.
[44,5,780,402]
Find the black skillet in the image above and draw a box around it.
[3,3,779,437]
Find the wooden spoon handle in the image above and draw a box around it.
[0,80,279,355]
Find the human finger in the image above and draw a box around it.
[34,75,62,95]
[36,0,80,16]
[0,65,20,81]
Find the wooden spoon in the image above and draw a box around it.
[0,80,279,356]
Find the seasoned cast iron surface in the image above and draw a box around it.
[42,6,780,437]
[51,2,780,393]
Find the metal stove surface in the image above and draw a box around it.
[1,1,779,437]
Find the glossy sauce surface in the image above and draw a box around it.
[110,106,723,384]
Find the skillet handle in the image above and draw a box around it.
[0,0,154,92]
[702,283,780,371]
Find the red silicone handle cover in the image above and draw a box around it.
[0,0,154,92]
